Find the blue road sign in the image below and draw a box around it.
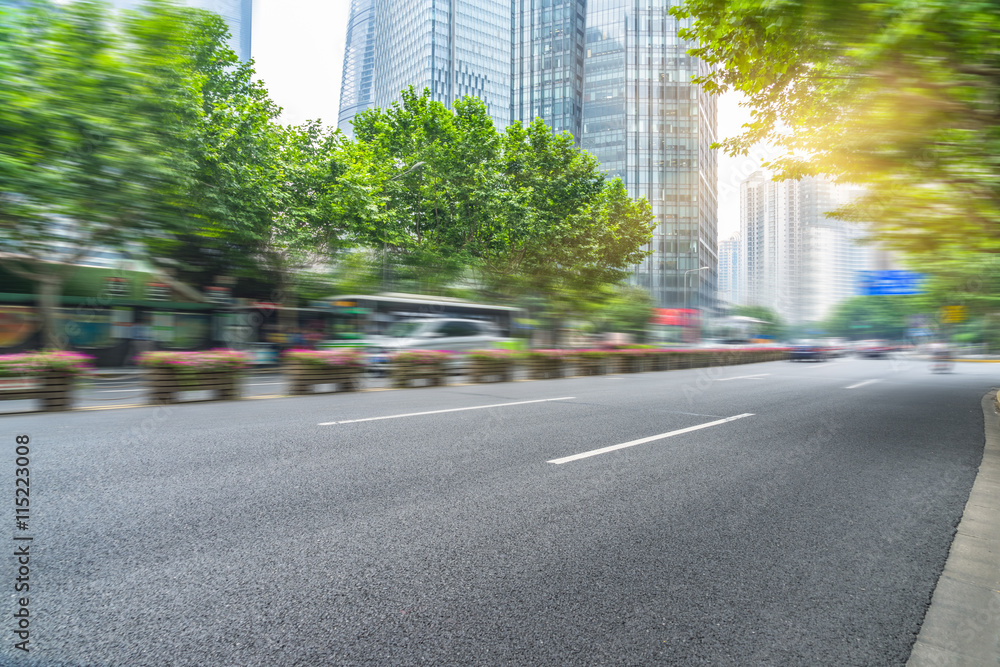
[857,271,925,296]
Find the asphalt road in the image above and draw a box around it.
[1,355,994,666]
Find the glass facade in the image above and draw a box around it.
[582,0,717,309]
[511,0,587,142]
[347,0,512,130]
[338,0,377,136]
[110,0,252,61]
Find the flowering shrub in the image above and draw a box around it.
[137,349,251,372]
[391,350,452,365]
[0,351,95,377]
[283,348,366,368]
[576,349,608,359]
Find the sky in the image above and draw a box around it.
[250,0,763,239]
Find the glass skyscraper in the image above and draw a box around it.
[110,0,252,62]
[582,0,717,309]
[511,0,587,142]
[338,0,377,136]
[340,0,512,132]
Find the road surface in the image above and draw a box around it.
[1,355,993,665]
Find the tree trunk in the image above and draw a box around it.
[278,274,297,349]
[37,274,64,349]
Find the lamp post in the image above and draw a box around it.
[684,266,710,310]
[382,162,427,288]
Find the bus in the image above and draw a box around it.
[310,293,527,343]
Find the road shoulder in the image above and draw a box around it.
[907,390,1000,666]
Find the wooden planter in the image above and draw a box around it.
[389,360,447,388]
[524,355,565,380]
[146,368,241,404]
[0,372,74,412]
[286,362,362,395]
[574,355,606,376]
[466,357,514,384]
[614,353,647,373]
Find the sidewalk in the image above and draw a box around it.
[907,391,1000,666]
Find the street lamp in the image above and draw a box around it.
[684,266,710,310]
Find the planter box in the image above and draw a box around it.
[0,372,73,412]
[146,368,241,404]
[573,354,606,376]
[286,362,362,395]
[466,357,514,384]
[389,360,447,388]
[523,355,565,380]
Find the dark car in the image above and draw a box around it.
[856,339,892,358]
[789,340,827,362]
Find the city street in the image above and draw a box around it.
[2,356,994,666]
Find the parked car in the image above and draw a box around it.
[789,340,828,362]
[364,318,508,375]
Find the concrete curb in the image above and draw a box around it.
[907,390,1000,666]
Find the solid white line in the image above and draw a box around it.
[548,413,755,465]
[319,396,576,426]
[715,374,770,382]
[845,379,881,389]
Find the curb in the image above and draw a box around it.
[907,390,1000,666]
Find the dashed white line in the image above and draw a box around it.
[715,374,770,382]
[547,413,755,465]
[845,379,882,390]
[319,396,576,426]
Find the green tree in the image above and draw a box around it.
[823,295,920,340]
[590,285,654,339]
[345,88,655,303]
[0,0,191,347]
[672,0,1000,265]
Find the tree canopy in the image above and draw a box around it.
[672,0,1000,265]
[345,87,656,300]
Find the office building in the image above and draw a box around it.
[340,0,513,132]
[582,0,718,309]
[740,171,874,324]
[511,0,588,142]
[110,0,252,61]
[338,0,377,136]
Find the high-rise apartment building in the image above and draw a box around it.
[338,0,718,310]
[740,171,873,324]
[110,0,252,61]
[582,0,717,309]
[717,233,740,307]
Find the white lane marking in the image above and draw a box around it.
[715,374,770,382]
[319,396,576,426]
[548,413,755,465]
[845,379,882,390]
